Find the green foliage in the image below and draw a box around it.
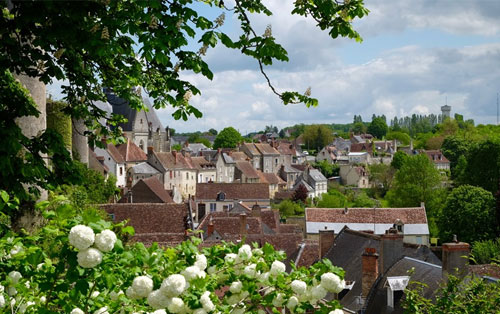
[464,139,500,194]
[387,154,442,208]
[369,163,395,197]
[276,200,304,218]
[213,127,242,149]
[317,190,347,208]
[367,116,388,139]
[391,151,409,170]
[351,122,366,135]
[302,124,333,151]
[46,99,72,150]
[438,185,495,244]
[292,184,309,204]
[441,136,470,178]
[352,192,377,208]
[187,133,212,148]
[470,237,500,265]
[313,160,339,178]
[386,131,411,145]
[172,144,182,151]
[207,128,218,136]
[404,275,500,314]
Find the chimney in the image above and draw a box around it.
[380,228,403,274]
[362,247,379,298]
[251,203,261,217]
[207,219,214,237]
[147,146,154,157]
[239,213,247,236]
[319,229,335,259]
[442,235,470,281]
[101,137,107,147]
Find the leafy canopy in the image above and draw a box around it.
[213,127,242,149]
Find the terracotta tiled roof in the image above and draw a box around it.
[101,203,188,245]
[242,143,261,156]
[424,150,450,164]
[140,177,173,203]
[154,151,195,170]
[350,142,373,153]
[257,171,283,185]
[274,191,294,201]
[469,264,500,279]
[276,142,295,155]
[235,161,260,179]
[191,156,216,170]
[107,143,126,163]
[255,143,280,155]
[230,151,249,161]
[196,183,269,200]
[306,207,428,224]
[89,150,109,174]
[116,140,147,162]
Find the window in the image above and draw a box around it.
[416,236,422,245]
[217,192,226,201]
[109,213,115,221]
[210,203,217,212]
[186,172,189,180]
[170,171,173,179]
[119,167,123,176]
[140,119,143,124]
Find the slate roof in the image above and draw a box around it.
[293,178,314,192]
[308,169,327,183]
[235,161,260,179]
[105,89,164,132]
[101,203,189,246]
[364,257,442,314]
[196,183,270,200]
[116,140,148,162]
[184,143,209,155]
[222,152,235,164]
[131,162,161,174]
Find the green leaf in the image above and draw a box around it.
[1,190,9,203]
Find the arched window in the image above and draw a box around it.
[139,140,144,151]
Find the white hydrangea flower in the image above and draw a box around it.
[182,266,205,282]
[239,291,249,300]
[311,284,327,301]
[243,264,257,278]
[329,310,344,314]
[40,296,46,303]
[286,295,299,310]
[269,261,285,276]
[10,244,23,256]
[148,289,171,309]
[94,230,117,252]
[0,284,4,293]
[320,272,344,293]
[110,290,123,301]
[10,297,15,307]
[132,276,154,298]
[77,248,103,268]
[226,294,240,305]
[229,281,242,294]
[91,291,100,298]
[193,309,207,314]
[252,248,263,256]
[272,293,284,307]
[8,287,16,296]
[200,291,215,312]
[152,310,167,314]
[233,307,246,314]
[207,265,217,274]
[291,280,307,295]
[69,225,95,250]
[258,272,270,283]
[238,244,252,260]
[160,274,186,297]
[224,253,237,263]
[0,295,5,308]
[19,301,35,313]
[24,281,30,288]
[126,286,139,299]
[71,309,84,314]
[167,297,184,313]
[94,307,109,314]
[36,263,44,270]
[194,254,207,270]
[8,271,22,284]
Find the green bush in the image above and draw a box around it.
[277,200,305,218]
[470,238,500,265]
[317,190,347,208]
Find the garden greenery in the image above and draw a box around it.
[0,193,346,313]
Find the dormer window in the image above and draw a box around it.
[393,219,404,233]
[385,276,409,308]
[216,192,226,201]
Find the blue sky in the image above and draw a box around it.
[48,0,500,134]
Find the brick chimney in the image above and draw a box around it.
[319,229,335,259]
[362,247,379,298]
[147,146,154,157]
[251,204,261,217]
[207,219,214,237]
[442,235,470,281]
[239,213,247,236]
[380,228,403,274]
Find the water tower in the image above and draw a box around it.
[441,105,451,120]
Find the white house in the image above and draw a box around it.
[94,143,127,187]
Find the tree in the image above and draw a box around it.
[386,131,410,146]
[441,135,470,177]
[352,192,377,208]
[351,122,366,135]
[367,116,388,139]
[46,99,72,150]
[303,124,333,151]
[277,200,304,218]
[293,184,309,203]
[313,160,339,178]
[369,163,395,196]
[317,190,347,208]
[470,237,500,264]
[438,185,495,244]
[213,127,242,149]
[207,128,218,136]
[391,151,409,170]
[464,139,500,194]
[1,0,368,202]
[386,154,441,208]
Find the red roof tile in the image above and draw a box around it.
[107,143,125,163]
[116,140,147,162]
[235,161,260,179]
[306,207,428,224]
[196,183,269,200]
[141,177,173,203]
[255,143,280,155]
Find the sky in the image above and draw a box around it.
[48,0,500,134]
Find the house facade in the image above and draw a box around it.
[93,143,126,187]
[339,164,370,188]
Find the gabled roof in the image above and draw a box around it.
[196,183,270,200]
[131,162,160,175]
[222,152,235,164]
[135,177,173,203]
[154,151,195,170]
[89,150,109,174]
[276,142,295,155]
[257,171,285,185]
[116,140,148,162]
[229,151,248,162]
[308,168,327,183]
[235,161,260,179]
[242,143,261,156]
[106,143,126,163]
[293,178,314,192]
[281,164,302,173]
[191,156,216,170]
[350,142,373,153]
[424,150,450,164]
[255,143,280,155]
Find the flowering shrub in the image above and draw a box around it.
[0,196,346,313]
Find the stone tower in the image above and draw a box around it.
[441,105,451,120]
